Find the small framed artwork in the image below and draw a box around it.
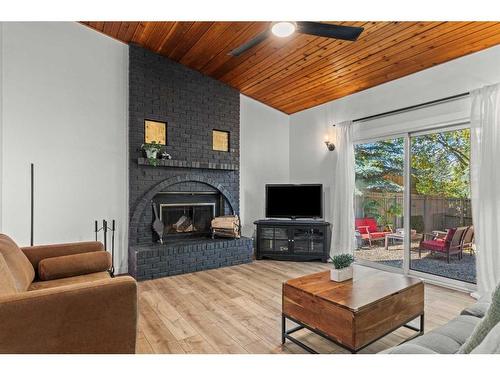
[144,120,167,145]
[212,130,230,152]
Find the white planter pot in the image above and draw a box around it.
[145,149,158,159]
[330,266,353,282]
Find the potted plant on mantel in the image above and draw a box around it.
[330,253,355,282]
[141,142,164,166]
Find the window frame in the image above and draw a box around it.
[353,121,476,293]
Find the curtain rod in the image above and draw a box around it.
[349,92,470,124]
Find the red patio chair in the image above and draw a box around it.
[419,226,468,263]
[355,217,393,247]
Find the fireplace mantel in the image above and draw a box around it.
[137,158,239,171]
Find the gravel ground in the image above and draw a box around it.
[355,242,476,284]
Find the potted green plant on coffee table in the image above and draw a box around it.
[330,253,355,282]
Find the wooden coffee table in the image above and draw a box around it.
[282,265,424,353]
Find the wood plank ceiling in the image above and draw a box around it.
[81,22,500,114]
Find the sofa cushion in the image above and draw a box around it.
[384,314,480,354]
[380,343,437,354]
[459,282,500,353]
[471,322,500,354]
[0,254,18,295]
[28,271,111,291]
[0,234,35,292]
[38,251,111,281]
[21,241,105,273]
[431,315,481,346]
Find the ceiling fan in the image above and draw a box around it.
[228,21,364,57]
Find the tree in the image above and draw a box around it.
[354,129,470,199]
[354,138,404,194]
[410,129,470,198]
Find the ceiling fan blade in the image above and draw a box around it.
[228,30,270,56]
[296,22,364,41]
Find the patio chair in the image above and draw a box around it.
[419,226,468,263]
[355,217,393,247]
[461,225,475,256]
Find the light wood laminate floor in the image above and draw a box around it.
[136,260,474,354]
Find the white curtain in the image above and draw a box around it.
[470,83,500,297]
[331,120,356,257]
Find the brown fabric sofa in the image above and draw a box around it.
[0,234,137,354]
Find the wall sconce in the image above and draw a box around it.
[325,124,336,151]
[324,139,335,151]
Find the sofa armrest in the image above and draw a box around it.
[461,302,491,318]
[0,276,137,353]
[21,241,105,271]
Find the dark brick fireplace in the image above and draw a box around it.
[128,45,253,280]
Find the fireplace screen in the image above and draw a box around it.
[160,203,215,235]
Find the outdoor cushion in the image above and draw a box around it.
[360,232,387,240]
[355,218,378,234]
[420,239,447,252]
[459,282,500,353]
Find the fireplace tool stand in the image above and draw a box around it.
[94,219,116,277]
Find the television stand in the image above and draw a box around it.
[254,219,331,262]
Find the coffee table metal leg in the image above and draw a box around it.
[283,312,424,354]
[281,314,285,344]
[401,313,425,345]
[282,315,348,354]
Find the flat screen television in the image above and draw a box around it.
[265,184,323,219]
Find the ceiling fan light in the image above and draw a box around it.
[271,22,296,38]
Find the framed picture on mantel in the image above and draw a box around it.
[212,129,229,152]
[144,120,166,145]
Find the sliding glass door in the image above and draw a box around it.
[353,126,476,286]
[409,128,475,283]
[354,137,404,270]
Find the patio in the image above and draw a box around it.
[355,241,476,284]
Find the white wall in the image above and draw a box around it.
[240,95,290,236]
[290,45,500,225]
[0,23,3,232]
[0,22,129,273]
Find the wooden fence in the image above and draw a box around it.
[355,192,472,233]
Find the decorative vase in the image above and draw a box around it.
[330,266,353,282]
[145,149,158,159]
